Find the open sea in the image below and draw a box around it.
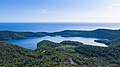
[0,23,120,32]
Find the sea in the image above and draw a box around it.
[0,23,120,50]
[0,23,120,32]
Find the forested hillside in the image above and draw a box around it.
[1,29,120,40]
[0,29,120,67]
[50,29,120,39]
[0,31,47,40]
[0,40,120,67]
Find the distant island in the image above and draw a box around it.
[1,0,120,66]
[0,29,120,67]
[1,29,120,46]
[1,29,120,40]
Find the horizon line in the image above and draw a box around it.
[0,21,120,23]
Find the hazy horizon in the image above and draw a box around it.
[0,22,120,23]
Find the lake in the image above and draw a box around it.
[6,36,107,50]
[1,23,120,49]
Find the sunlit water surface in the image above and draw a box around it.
[6,36,107,50]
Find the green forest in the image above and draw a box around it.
[1,29,120,40]
[0,29,120,67]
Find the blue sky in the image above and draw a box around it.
[0,0,120,22]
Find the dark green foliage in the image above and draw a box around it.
[1,29,120,67]
[0,31,47,40]
[0,31,26,40]
[60,40,83,46]
[94,40,111,45]
[75,45,120,58]
[37,40,59,49]
[94,38,120,46]
[1,29,120,40]
[0,40,120,67]
[50,29,120,40]
[17,32,47,37]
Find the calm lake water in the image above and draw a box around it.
[6,36,107,50]
[1,23,120,49]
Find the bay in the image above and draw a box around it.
[1,22,119,49]
[6,36,107,50]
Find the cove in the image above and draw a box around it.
[6,36,107,50]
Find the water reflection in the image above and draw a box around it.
[6,36,107,50]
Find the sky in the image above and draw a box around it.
[0,0,120,23]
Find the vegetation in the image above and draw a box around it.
[60,40,83,46]
[50,29,120,40]
[94,38,120,46]
[94,40,111,45]
[0,31,47,40]
[0,29,120,67]
[1,29,120,40]
[0,40,120,67]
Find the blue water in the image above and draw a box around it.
[6,36,107,50]
[0,23,120,32]
[1,23,120,50]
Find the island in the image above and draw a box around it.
[1,29,120,40]
[0,29,120,67]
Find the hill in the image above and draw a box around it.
[0,40,120,67]
[1,29,120,40]
[50,29,120,40]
